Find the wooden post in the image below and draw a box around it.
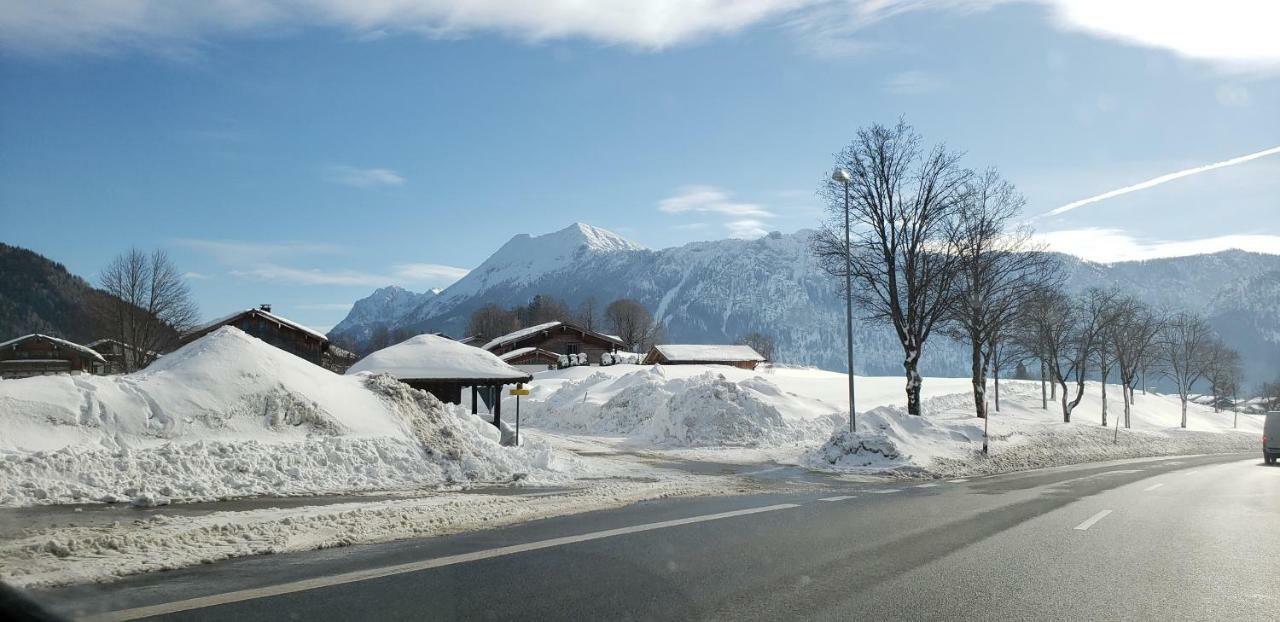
[493,385,502,428]
[471,386,478,415]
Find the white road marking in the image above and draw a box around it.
[914,483,939,488]
[84,503,802,622]
[947,479,969,483]
[1143,483,1164,492]
[866,489,902,494]
[517,491,569,497]
[739,465,789,476]
[818,495,856,502]
[1185,470,1200,476]
[1073,509,1113,531]
[1106,469,1144,474]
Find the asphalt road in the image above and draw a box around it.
[38,453,1280,621]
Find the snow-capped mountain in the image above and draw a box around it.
[330,223,1280,386]
[329,285,437,347]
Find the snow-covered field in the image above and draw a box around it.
[510,363,1264,475]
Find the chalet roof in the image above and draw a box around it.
[651,344,764,363]
[483,321,626,351]
[190,308,328,342]
[347,334,531,382]
[0,334,107,363]
[498,347,561,362]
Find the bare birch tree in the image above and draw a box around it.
[813,120,969,415]
[1157,311,1214,428]
[1108,296,1162,429]
[943,168,1059,419]
[98,248,198,370]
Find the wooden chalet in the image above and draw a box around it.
[643,344,765,370]
[347,334,531,427]
[483,321,624,365]
[183,305,330,365]
[499,347,562,373]
[87,338,151,374]
[0,334,107,378]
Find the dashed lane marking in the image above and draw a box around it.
[947,479,969,483]
[1073,509,1113,531]
[818,495,857,502]
[1143,483,1164,491]
[84,503,802,622]
[866,489,902,494]
[914,483,939,488]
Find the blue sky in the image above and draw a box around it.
[2,1,1278,332]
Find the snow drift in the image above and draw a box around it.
[522,366,843,448]
[0,327,565,506]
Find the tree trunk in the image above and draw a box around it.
[994,366,1001,413]
[1060,381,1072,423]
[1050,373,1057,399]
[905,347,923,416]
[970,342,986,419]
[1123,384,1132,429]
[1101,375,1108,427]
[1180,395,1188,428]
[1040,360,1047,410]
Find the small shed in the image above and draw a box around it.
[643,344,765,370]
[499,347,562,373]
[484,321,624,365]
[183,306,330,365]
[347,334,531,426]
[0,334,107,378]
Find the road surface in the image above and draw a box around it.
[38,453,1280,621]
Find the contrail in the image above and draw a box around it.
[1041,144,1280,218]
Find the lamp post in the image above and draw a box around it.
[832,167,857,434]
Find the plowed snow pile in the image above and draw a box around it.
[522,366,843,447]
[0,327,568,506]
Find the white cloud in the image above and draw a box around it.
[1035,227,1280,263]
[8,1,1279,72]
[182,271,212,280]
[726,219,770,239]
[658,185,773,217]
[392,263,470,281]
[326,165,405,188]
[230,264,392,287]
[0,0,812,56]
[1215,84,1251,108]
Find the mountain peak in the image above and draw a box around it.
[553,222,646,252]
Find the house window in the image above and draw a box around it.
[565,344,580,355]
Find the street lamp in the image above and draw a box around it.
[832,167,857,434]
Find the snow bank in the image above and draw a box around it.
[803,381,1263,477]
[0,327,566,507]
[521,366,843,448]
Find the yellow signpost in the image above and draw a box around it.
[510,384,528,444]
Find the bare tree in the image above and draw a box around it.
[467,304,517,341]
[988,335,1025,413]
[737,331,776,361]
[576,297,598,331]
[943,168,1059,419]
[1157,311,1214,428]
[518,294,570,326]
[1260,378,1280,411]
[1108,296,1162,429]
[813,120,969,415]
[1205,338,1241,414]
[1025,288,1114,423]
[605,298,659,352]
[1091,294,1127,427]
[98,248,198,371]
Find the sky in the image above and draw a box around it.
[2,1,1279,333]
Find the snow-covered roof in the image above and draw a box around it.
[191,308,329,342]
[483,321,625,351]
[0,334,107,363]
[348,334,531,381]
[498,347,537,361]
[651,344,764,363]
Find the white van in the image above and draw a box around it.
[1266,412,1280,465]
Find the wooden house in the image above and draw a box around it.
[0,334,107,378]
[643,344,765,370]
[498,347,563,373]
[347,334,532,427]
[483,321,624,365]
[182,305,330,365]
[87,338,151,374]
